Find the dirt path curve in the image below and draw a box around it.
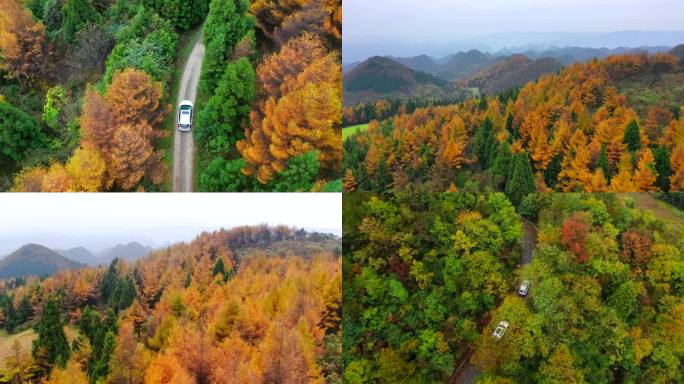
[448,218,538,384]
[172,38,205,192]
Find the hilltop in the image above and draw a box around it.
[460,54,562,95]
[0,244,84,278]
[343,56,469,106]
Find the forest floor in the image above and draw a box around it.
[0,326,78,369]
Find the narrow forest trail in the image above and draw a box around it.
[449,218,538,384]
[172,37,205,192]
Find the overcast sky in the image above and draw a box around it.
[344,0,684,42]
[343,0,684,61]
[0,194,341,255]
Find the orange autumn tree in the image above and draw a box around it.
[81,68,168,190]
[0,0,49,88]
[634,148,658,191]
[238,32,341,184]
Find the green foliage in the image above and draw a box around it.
[42,85,66,130]
[505,153,536,206]
[62,0,100,44]
[653,145,671,192]
[473,117,497,169]
[27,0,47,19]
[322,178,343,192]
[623,119,641,152]
[42,0,63,32]
[142,0,209,30]
[199,0,254,96]
[198,157,250,192]
[268,151,320,192]
[343,193,520,382]
[78,306,118,381]
[195,57,255,154]
[32,297,70,371]
[0,102,47,165]
[103,26,178,85]
[597,146,612,181]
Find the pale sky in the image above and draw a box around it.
[0,193,341,254]
[344,0,684,41]
[343,0,684,61]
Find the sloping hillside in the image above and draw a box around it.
[461,55,562,95]
[57,247,98,266]
[0,244,85,278]
[98,242,154,262]
[343,56,464,105]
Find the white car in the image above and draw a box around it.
[518,280,530,296]
[492,321,509,339]
[177,100,193,131]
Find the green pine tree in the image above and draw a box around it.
[597,146,612,182]
[544,154,563,189]
[505,153,536,206]
[212,257,226,277]
[653,145,672,192]
[62,0,100,43]
[492,142,513,186]
[474,117,497,169]
[32,297,70,371]
[623,120,642,152]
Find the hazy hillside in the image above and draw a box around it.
[461,55,562,95]
[0,244,84,278]
[56,247,98,266]
[0,226,341,383]
[343,56,467,105]
[98,242,154,262]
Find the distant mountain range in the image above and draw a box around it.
[343,56,470,106]
[343,30,684,63]
[56,242,154,266]
[343,45,679,105]
[344,46,674,79]
[0,241,156,279]
[0,244,85,279]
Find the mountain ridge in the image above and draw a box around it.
[0,244,85,279]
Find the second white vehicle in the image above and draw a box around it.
[492,321,509,339]
[518,280,530,296]
[177,100,194,131]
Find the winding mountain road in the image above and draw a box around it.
[172,38,205,192]
[449,219,538,384]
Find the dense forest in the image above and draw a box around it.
[0,225,341,383]
[0,0,342,192]
[343,52,684,195]
[197,0,343,192]
[343,192,684,383]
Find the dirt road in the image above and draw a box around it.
[449,218,538,384]
[172,38,205,192]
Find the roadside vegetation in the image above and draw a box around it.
[195,0,343,192]
[0,0,209,191]
[343,192,684,383]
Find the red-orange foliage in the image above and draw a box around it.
[620,231,653,267]
[561,213,590,263]
[0,0,49,88]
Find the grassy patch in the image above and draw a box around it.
[0,326,79,370]
[342,124,369,141]
[157,25,204,191]
[622,192,684,228]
